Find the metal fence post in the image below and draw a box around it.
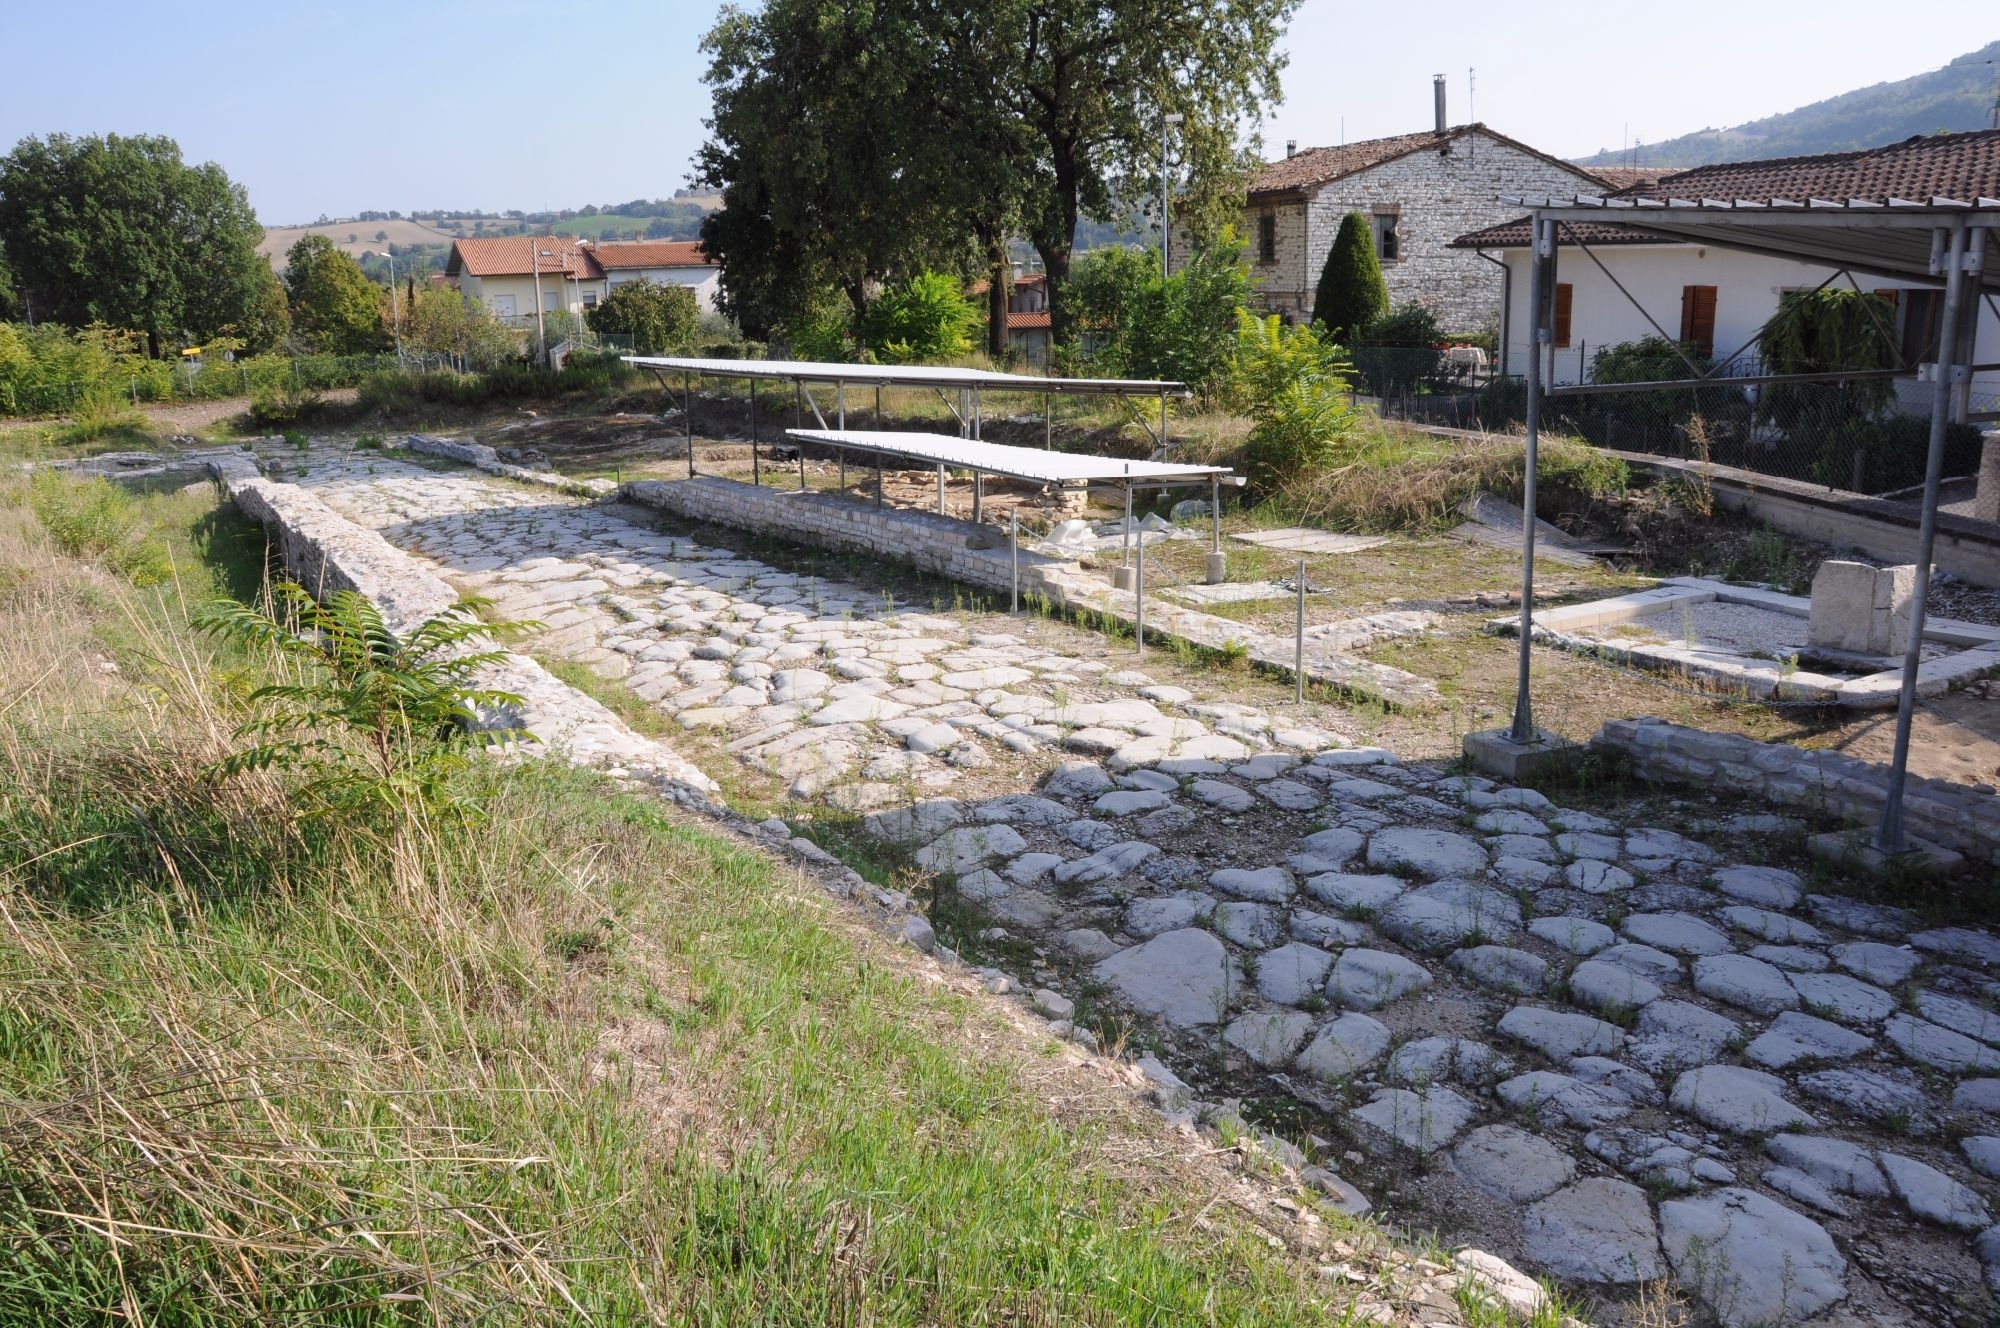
[1295,559,1307,705]
[1511,215,1552,744]
[1135,525,1145,655]
[1010,509,1020,613]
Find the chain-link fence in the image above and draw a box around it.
[1381,368,1998,498]
[0,353,400,417]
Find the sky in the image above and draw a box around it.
[2,1,1994,224]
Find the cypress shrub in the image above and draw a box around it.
[1311,213,1388,344]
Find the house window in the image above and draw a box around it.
[1553,283,1574,348]
[1256,214,1277,265]
[1373,213,1400,262]
[491,294,517,318]
[1680,285,1717,356]
[582,289,598,307]
[544,290,560,313]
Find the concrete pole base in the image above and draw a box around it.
[1204,551,1227,585]
[1111,566,1137,592]
[1462,727,1577,781]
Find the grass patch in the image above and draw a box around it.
[0,480,1363,1323]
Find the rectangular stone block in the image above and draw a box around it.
[1808,560,1914,655]
[1977,430,2000,525]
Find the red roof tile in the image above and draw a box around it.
[446,236,604,279]
[1007,311,1052,331]
[1451,218,1674,249]
[591,240,715,270]
[1248,124,1614,198]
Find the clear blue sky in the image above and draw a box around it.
[3,1,1994,224]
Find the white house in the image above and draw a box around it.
[591,240,721,312]
[1452,131,2000,419]
[445,236,606,323]
[444,236,720,323]
[1235,96,1618,332]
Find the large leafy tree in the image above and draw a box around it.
[0,133,268,357]
[982,0,1299,346]
[282,235,385,354]
[695,0,976,337]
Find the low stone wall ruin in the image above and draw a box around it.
[1592,716,2000,868]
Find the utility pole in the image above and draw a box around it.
[1161,112,1184,278]
[531,238,547,366]
[382,248,404,369]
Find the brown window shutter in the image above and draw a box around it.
[1680,285,1717,356]
[1553,284,1573,348]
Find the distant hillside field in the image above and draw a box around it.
[548,210,706,241]
[1576,41,2000,169]
[259,218,464,264]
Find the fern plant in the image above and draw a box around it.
[196,584,537,823]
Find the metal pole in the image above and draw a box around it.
[937,464,945,515]
[1045,391,1052,449]
[1135,524,1145,655]
[1295,559,1307,705]
[751,378,759,486]
[838,383,845,428]
[1211,474,1222,552]
[799,439,807,491]
[685,370,695,479]
[1879,222,1977,854]
[1510,216,1551,744]
[1123,478,1134,570]
[973,470,983,522]
[1010,509,1020,613]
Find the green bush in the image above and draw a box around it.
[26,470,174,585]
[247,383,326,430]
[1069,238,1250,399]
[1233,312,1359,493]
[1812,413,1984,493]
[862,271,981,364]
[1349,303,1444,398]
[355,352,637,416]
[587,278,701,355]
[1310,213,1387,344]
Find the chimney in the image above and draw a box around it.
[1434,74,1447,133]
[1285,139,1297,158]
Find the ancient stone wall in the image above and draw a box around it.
[1593,717,2000,868]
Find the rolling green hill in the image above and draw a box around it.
[1577,41,2000,169]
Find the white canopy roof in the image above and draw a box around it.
[784,429,1231,486]
[625,356,1190,397]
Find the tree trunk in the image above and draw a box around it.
[1036,144,1081,351]
[985,236,1010,361]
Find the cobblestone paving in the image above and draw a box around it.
[280,440,2000,1326]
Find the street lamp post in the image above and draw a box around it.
[1161,112,1184,278]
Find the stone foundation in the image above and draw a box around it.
[1592,717,2000,868]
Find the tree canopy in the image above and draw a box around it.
[585,279,701,356]
[282,236,385,354]
[0,133,271,355]
[696,0,1297,350]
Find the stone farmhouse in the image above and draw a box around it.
[1238,114,1616,334]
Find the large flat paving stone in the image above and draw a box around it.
[1498,1006,1626,1061]
[1451,1124,1576,1202]
[1351,1085,1476,1156]
[1692,953,1799,1016]
[1787,971,1895,1025]
[1765,1134,1889,1197]
[1568,960,1663,1015]
[1093,928,1231,1028]
[1210,866,1295,903]
[1295,1012,1392,1082]
[1743,1012,1874,1070]
[1529,916,1616,955]
[1659,1187,1846,1327]
[1883,1013,2000,1073]
[1303,872,1405,915]
[1222,1009,1315,1068]
[915,825,1027,875]
[1622,912,1733,956]
[1710,864,1802,909]
[1522,1178,1664,1284]
[1327,948,1433,1011]
[1669,1065,1818,1135]
[1880,1151,1993,1230]
[1449,945,1548,995]
[1253,942,1335,1006]
[1365,827,1487,880]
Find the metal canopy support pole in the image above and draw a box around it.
[799,438,807,491]
[973,470,983,522]
[937,464,946,515]
[750,377,759,487]
[1159,391,1168,456]
[1511,215,1552,745]
[685,370,695,479]
[1122,479,1134,570]
[1045,391,1052,449]
[1211,475,1221,551]
[1879,221,1979,854]
[837,383,845,429]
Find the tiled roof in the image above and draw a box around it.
[967,273,1048,297]
[1007,311,1052,331]
[1450,218,1675,249]
[1633,129,2000,205]
[1451,130,2000,249]
[446,236,605,279]
[1248,124,1612,198]
[591,240,715,270]
[1585,166,1662,191]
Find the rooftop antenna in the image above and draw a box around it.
[1468,67,1476,125]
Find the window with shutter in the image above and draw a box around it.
[1679,285,1717,356]
[1552,284,1573,348]
[1257,214,1276,265]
